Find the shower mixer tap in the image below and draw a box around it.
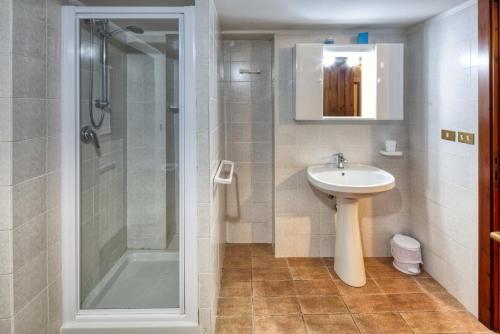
[81,126,100,150]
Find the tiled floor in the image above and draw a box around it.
[215,243,492,334]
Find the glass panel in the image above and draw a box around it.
[78,17,180,309]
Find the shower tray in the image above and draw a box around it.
[82,250,180,309]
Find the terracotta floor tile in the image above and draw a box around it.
[221,269,252,282]
[293,280,339,295]
[334,278,382,295]
[287,257,325,267]
[375,277,423,293]
[365,263,409,279]
[454,311,492,332]
[253,280,295,297]
[323,257,335,266]
[297,295,348,314]
[215,316,252,334]
[217,297,252,317]
[364,257,393,266]
[289,266,330,280]
[352,313,412,334]
[303,314,359,334]
[220,281,252,297]
[215,247,487,334]
[223,256,252,269]
[430,292,466,311]
[401,312,467,333]
[414,277,446,293]
[225,244,252,257]
[417,270,431,278]
[387,293,440,312]
[251,244,274,257]
[254,315,306,334]
[400,311,485,333]
[252,256,288,268]
[342,294,394,313]
[252,268,291,281]
[327,266,340,279]
[253,297,300,316]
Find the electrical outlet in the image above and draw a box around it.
[441,129,456,142]
[457,131,475,145]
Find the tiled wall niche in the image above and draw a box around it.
[223,40,274,244]
[273,30,410,258]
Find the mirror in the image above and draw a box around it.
[321,46,377,119]
[294,43,403,121]
[323,57,362,116]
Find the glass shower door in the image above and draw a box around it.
[78,16,181,310]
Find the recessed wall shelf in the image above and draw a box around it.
[379,150,403,157]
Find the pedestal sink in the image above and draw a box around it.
[307,164,395,287]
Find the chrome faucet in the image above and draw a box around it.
[333,153,348,169]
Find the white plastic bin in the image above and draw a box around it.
[390,234,422,275]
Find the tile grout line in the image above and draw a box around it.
[397,311,417,334]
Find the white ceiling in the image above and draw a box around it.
[215,0,470,30]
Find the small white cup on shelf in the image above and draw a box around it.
[385,140,397,153]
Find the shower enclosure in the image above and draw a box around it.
[61,6,197,332]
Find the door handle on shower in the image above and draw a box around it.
[81,126,100,150]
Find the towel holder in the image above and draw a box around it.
[214,160,234,184]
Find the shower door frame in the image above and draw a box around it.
[60,5,198,330]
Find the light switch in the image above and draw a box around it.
[457,131,474,145]
[441,129,456,142]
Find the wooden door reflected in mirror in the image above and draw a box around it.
[323,57,362,117]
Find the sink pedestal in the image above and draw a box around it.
[334,197,366,287]
[306,163,396,287]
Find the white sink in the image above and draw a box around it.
[307,164,395,198]
[306,163,396,287]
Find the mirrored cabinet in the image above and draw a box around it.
[293,43,404,120]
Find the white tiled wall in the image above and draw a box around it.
[407,1,479,314]
[274,30,410,258]
[197,0,226,332]
[223,40,274,243]
[0,0,63,333]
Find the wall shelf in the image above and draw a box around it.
[379,150,403,157]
